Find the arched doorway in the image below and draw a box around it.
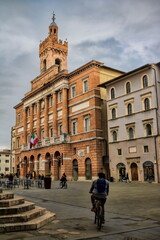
[54,151,61,180]
[73,159,78,181]
[131,163,138,181]
[85,158,92,180]
[143,161,155,182]
[117,163,126,181]
[45,152,52,175]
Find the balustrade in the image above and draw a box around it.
[21,133,69,151]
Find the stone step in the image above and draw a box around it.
[0,196,24,207]
[0,200,35,215]
[0,192,14,200]
[0,206,47,223]
[0,211,56,233]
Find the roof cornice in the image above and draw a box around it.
[98,63,153,88]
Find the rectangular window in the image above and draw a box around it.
[144,145,149,153]
[5,167,9,171]
[72,121,77,135]
[17,138,20,148]
[73,148,76,154]
[49,127,53,137]
[71,85,76,98]
[84,115,90,132]
[17,114,20,123]
[83,79,88,93]
[34,104,37,114]
[117,149,122,155]
[49,95,53,107]
[5,155,9,157]
[59,124,62,135]
[27,107,30,117]
[41,129,44,139]
[59,91,62,103]
[41,100,45,110]
[5,160,9,163]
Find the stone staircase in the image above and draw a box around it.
[0,188,56,233]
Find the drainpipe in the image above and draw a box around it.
[151,66,160,183]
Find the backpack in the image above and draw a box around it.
[96,179,106,193]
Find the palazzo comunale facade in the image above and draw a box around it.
[13,15,123,180]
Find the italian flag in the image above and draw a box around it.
[30,134,39,148]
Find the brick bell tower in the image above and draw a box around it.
[39,12,68,74]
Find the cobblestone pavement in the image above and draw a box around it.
[0,181,160,240]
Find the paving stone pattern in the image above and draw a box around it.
[0,181,159,240]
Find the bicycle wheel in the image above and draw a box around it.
[59,181,63,188]
[97,205,103,230]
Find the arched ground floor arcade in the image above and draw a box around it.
[15,139,110,181]
[115,160,156,182]
[108,137,160,183]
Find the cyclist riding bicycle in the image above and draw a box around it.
[60,173,67,188]
[89,172,109,222]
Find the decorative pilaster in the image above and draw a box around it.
[44,96,49,138]
[62,88,68,133]
[23,107,27,144]
[30,104,34,134]
[53,92,57,136]
[37,101,41,139]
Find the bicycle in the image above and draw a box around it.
[94,198,104,230]
[59,180,67,189]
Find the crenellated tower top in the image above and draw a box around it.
[39,12,68,74]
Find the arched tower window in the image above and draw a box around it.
[55,58,61,72]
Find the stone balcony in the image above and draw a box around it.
[21,133,70,151]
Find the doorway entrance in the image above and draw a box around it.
[131,162,138,181]
[73,159,78,181]
[85,158,92,180]
[117,163,126,181]
[143,161,155,182]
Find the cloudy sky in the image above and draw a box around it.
[0,0,160,149]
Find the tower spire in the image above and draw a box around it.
[39,12,68,74]
[50,11,57,26]
[52,11,56,22]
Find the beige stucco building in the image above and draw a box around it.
[100,63,160,183]
[0,149,11,175]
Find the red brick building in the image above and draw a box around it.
[13,14,123,180]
